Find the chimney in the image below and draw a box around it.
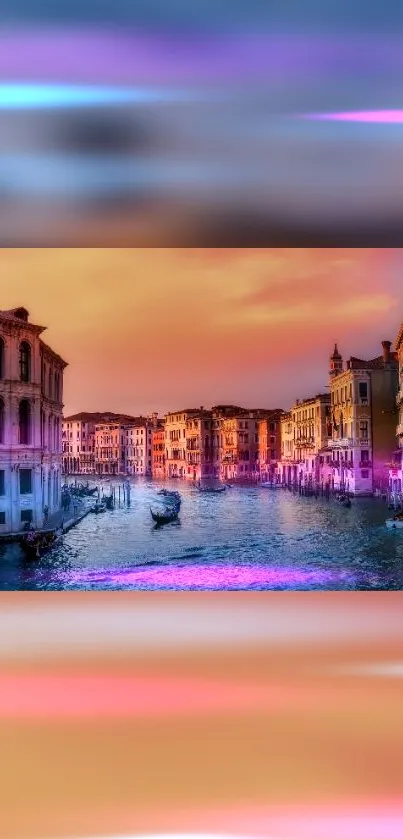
[382,340,392,363]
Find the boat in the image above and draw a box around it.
[103,495,114,510]
[197,485,226,494]
[150,507,179,525]
[386,514,403,529]
[260,482,283,489]
[21,529,62,560]
[158,489,181,499]
[92,502,106,514]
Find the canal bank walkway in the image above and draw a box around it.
[0,499,94,544]
[47,498,93,534]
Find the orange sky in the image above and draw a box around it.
[1,248,402,416]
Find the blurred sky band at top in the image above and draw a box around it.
[1,3,403,245]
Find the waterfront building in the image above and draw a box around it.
[278,411,298,485]
[165,409,200,478]
[185,408,214,482]
[327,341,398,495]
[94,414,136,476]
[62,412,98,475]
[125,415,157,477]
[257,411,283,482]
[63,412,134,476]
[151,420,166,480]
[278,395,331,487]
[0,306,66,533]
[211,405,280,483]
[389,322,403,497]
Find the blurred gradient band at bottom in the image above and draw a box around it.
[0,594,402,839]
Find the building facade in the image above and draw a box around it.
[210,405,282,483]
[125,416,156,477]
[257,411,283,482]
[151,421,166,480]
[278,395,331,487]
[63,413,98,475]
[94,415,136,476]
[165,409,199,478]
[327,341,398,495]
[185,409,215,482]
[0,306,66,533]
[389,322,403,498]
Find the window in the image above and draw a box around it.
[361,450,369,463]
[19,341,31,382]
[19,400,31,444]
[20,469,32,494]
[21,509,33,523]
[0,398,4,444]
[359,421,368,440]
[0,470,4,495]
[361,470,369,479]
[0,512,5,525]
[0,337,4,379]
[359,382,368,403]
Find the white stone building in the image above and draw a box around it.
[0,306,67,533]
[125,416,156,477]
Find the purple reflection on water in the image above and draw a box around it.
[64,563,359,590]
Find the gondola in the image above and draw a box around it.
[103,495,115,510]
[386,514,403,529]
[336,493,351,508]
[197,485,226,494]
[150,507,179,525]
[21,529,62,560]
[92,502,106,514]
[158,489,181,500]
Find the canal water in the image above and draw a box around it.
[1,480,402,590]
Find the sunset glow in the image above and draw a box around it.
[1,248,402,416]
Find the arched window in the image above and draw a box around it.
[0,398,4,444]
[54,372,58,402]
[19,399,31,445]
[0,337,4,380]
[48,415,53,451]
[48,368,52,399]
[19,342,31,382]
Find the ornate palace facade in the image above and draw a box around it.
[0,306,66,533]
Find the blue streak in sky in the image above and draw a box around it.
[0,83,196,108]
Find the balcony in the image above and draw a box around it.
[359,460,372,468]
[328,437,354,448]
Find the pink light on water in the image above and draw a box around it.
[303,110,403,123]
